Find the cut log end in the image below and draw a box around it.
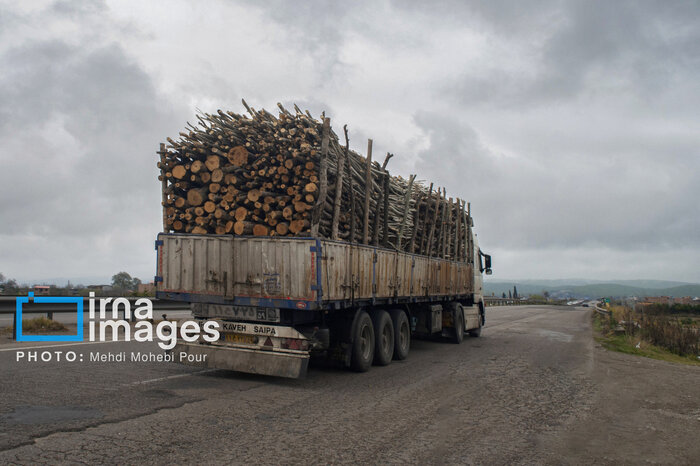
[253,224,269,236]
[227,146,249,167]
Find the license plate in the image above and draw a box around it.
[224,333,256,345]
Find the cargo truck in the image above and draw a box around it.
[155,226,491,378]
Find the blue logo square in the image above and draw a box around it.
[16,293,84,342]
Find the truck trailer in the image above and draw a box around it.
[155,227,491,379]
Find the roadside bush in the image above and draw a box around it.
[21,317,68,332]
[642,303,700,315]
[640,315,699,357]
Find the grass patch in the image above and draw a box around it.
[593,313,700,366]
[20,317,68,333]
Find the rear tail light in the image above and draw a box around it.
[281,338,308,351]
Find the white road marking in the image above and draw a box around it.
[125,369,218,386]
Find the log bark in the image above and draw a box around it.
[362,139,373,244]
[187,187,209,207]
[160,101,467,254]
[331,124,348,240]
[310,117,330,236]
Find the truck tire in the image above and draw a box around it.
[451,304,464,344]
[390,309,410,360]
[350,311,375,372]
[371,310,394,366]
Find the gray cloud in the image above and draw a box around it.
[433,1,700,107]
[412,111,700,253]
[0,4,187,282]
[1,0,699,283]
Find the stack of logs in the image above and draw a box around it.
[158,100,473,261]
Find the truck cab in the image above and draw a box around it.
[472,232,492,329]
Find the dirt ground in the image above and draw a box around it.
[1,305,698,464]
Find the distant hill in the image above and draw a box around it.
[484,280,700,299]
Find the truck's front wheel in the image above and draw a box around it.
[451,304,464,344]
[350,311,375,372]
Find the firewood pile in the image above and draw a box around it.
[158,100,472,260]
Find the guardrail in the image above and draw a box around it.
[0,296,190,341]
[0,296,188,318]
[594,304,611,316]
[484,296,523,306]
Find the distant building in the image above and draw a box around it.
[87,285,112,292]
[33,285,50,295]
[137,282,156,295]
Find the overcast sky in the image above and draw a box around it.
[1,0,699,285]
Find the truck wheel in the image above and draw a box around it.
[371,310,394,366]
[350,311,375,372]
[451,304,464,344]
[390,309,410,360]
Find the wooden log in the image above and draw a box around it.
[310,117,330,236]
[466,202,472,263]
[247,189,261,203]
[373,152,393,246]
[294,201,310,213]
[275,222,289,235]
[418,183,433,254]
[426,190,440,256]
[253,224,269,236]
[227,146,249,167]
[233,206,247,222]
[439,188,448,258]
[381,158,391,248]
[224,220,234,234]
[164,103,470,246]
[455,199,462,261]
[396,174,416,250]
[343,130,356,243]
[210,168,224,183]
[409,192,424,254]
[331,124,348,240]
[233,221,254,235]
[190,159,204,174]
[187,187,209,207]
[362,139,373,244]
[203,201,217,214]
[205,155,221,171]
[172,165,187,180]
[289,219,310,234]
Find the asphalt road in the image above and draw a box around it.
[0,305,698,465]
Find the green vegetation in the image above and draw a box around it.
[642,303,700,315]
[593,312,700,366]
[20,317,68,333]
[111,271,142,292]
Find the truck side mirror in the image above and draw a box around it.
[485,269,492,275]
